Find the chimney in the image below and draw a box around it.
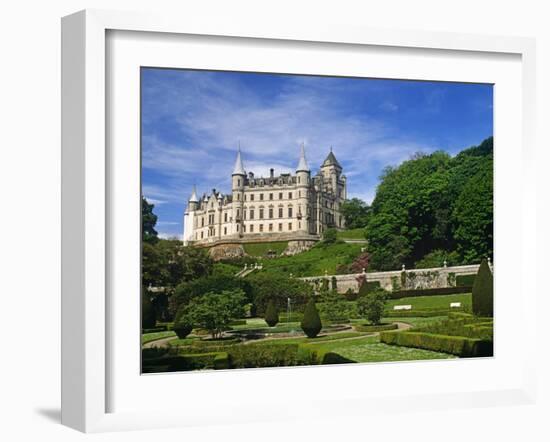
[270,168,274,178]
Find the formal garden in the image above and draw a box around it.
[141,137,494,373]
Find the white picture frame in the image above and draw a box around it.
[61,9,537,433]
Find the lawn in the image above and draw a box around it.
[301,335,454,363]
[243,241,288,257]
[141,330,176,345]
[259,241,364,277]
[336,228,367,240]
[386,293,472,311]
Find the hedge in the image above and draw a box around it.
[355,323,398,332]
[456,274,476,287]
[389,286,472,299]
[142,326,168,334]
[228,319,247,326]
[383,308,454,318]
[141,351,229,373]
[227,343,318,368]
[380,331,493,357]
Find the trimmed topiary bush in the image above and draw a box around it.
[264,300,279,327]
[472,258,493,317]
[300,299,323,338]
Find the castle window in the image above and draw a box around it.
[224,213,228,222]
[250,224,254,233]
[260,193,264,201]
[269,193,273,200]
[224,227,227,235]
[259,208,264,219]
[299,222,301,229]
[243,225,246,233]
[279,192,283,200]
[278,223,282,232]
[201,217,204,227]
[237,209,240,218]
[288,222,292,231]
[268,208,273,219]
[288,192,292,199]
[259,224,264,232]
[269,223,273,232]
[201,231,204,239]
[250,209,254,220]
[298,177,300,184]
[251,194,255,201]
[279,207,283,218]
[237,179,241,186]
[237,194,240,200]
[288,207,293,218]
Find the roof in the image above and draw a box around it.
[232,148,246,175]
[189,185,198,202]
[322,150,342,168]
[296,144,310,172]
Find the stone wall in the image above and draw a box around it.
[208,243,245,261]
[300,264,485,294]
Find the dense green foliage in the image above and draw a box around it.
[172,274,252,314]
[182,289,246,339]
[357,288,388,325]
[247,273,312,315]
[472,258,494,317]
[318,289,351,323]
[322,228,338,244]
[340,198,370,229]
[300,299,323,338]
[414,249,460,269]
[366,137,493,270]
[264,300,279,327]
[173,304,193,339]
[142,197,159,244]
[141,290,156,329]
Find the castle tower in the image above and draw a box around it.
[231,147,246,236]
[182,185,199,245]
[296,143,310,234]
[320,148,343,229]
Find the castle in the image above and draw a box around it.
[183,145,347,248]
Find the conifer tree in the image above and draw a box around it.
[264,300,279,327]
[300,298,323,338]
[472,258,493,317]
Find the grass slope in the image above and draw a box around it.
[258,241,364,277]
[243,241,288,257]
[336,228,367,240]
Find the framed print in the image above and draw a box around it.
[61,9,537,433]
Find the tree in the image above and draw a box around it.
[300,298,323,338]
[264,300,279,327]
[318,289,350,323]
[141,290,156,329]
[350,252,370,274]
[415,249,460,269]
[472,258,493,317]
[142,197,159,244]
[322,228,337,244]
[340,198,370,229]
[357,288,388,325]
[247,273,311,315]
[365,137,493,269]
[185,289,246,339]
[173,304,193,339]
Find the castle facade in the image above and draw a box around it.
[183,146,347,246]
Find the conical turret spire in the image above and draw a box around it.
[232,146,246,175]
[296,143,309,172]
[189,185,198,202]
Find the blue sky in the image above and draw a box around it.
[141,68,493,239]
